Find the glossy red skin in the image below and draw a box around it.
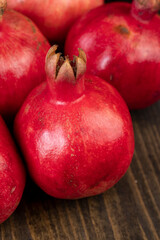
[0,9,50,120]
[0,116,25,223]
[65,2,160,109]
[14,75,134,199]
[7,0,104,43]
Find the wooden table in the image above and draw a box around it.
[0,101,160,240]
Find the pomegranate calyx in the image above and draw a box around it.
[46,46,86,102]
[46,45,86,84]
[132,0,160,21]
[136,0,160,11]
[0,0,7,16]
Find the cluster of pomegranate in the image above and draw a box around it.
[0,0,159,223]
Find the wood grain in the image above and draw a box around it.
[0,101,160,240]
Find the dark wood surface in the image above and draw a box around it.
[0,101,160,240]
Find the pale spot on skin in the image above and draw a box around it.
[71,147,75,152]
[11,186,16,194]
[96,49,111,71]
[0,155,7,171]
[0,50,34,79]
[24,104,30,114]
[27,127,34,136]
[128,33,160,63]
[79,32,96,50]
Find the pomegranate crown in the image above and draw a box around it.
[132,0,160,21]
[45,45,87,84]
[136,0,160,11]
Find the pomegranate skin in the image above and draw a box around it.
[0,116,25,223]
[7,0,104,43]
[14,48,134,199]
[0,8,50,120]
[65,2,160,109]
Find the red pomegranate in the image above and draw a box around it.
[7,0,104,43]
[65,0,160,109]
[0,0,50,120]
[0,115,25,223]
[14,46,134,199]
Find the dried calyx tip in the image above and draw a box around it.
[46,45,59,60]
[78,48,87,63]
[46,45,87,80]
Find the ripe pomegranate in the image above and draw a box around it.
[0,0,50,120]
[7,0,104,43]
[0,115,25,223]
[65,0,160,109]
[14,46,134,199]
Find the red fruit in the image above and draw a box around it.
[65,0,160,109]
[0,116,25,223]
[14,46,134,199]
[0,0,50,120]
[7,0,104,43]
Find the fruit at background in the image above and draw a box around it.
[0,0,50,120]
[14,46,134,199]
[0,115,25,223]
[65,0,160,109]
[7,0,104,43]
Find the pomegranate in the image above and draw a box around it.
[0,115,25,223]
[14,46,134,199]
[65,0,160,109]
[7,0,104,43]
[0,0,50,120]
